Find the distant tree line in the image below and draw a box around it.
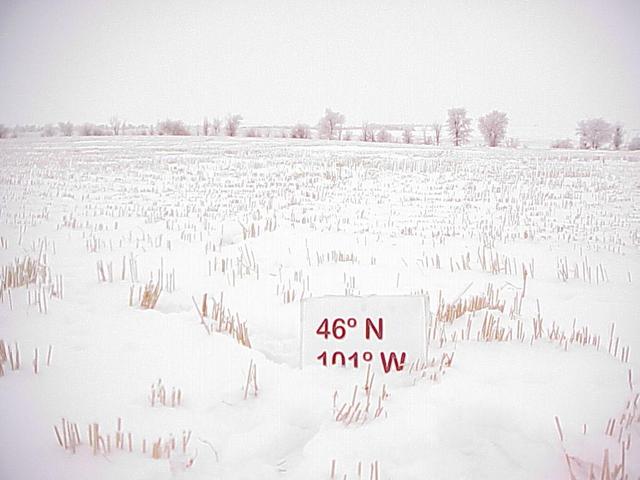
[1,110,638,150]
[549,119,630,150]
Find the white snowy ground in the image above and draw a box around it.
[0,136,639,479]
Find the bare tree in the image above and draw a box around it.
[375,127,391,143]
[41,124,56,137]
[78,123,92,136]
[157,119,190,136]
[225,114,242,136]
[478,110,508,147]
[58,122,74,136]
[576,118,611,149]
[612,124,624,150]
[361,122,375,142]
[447,108,472,146]
[290,123,311,139]
[431,122,442,145]
[109,116,121,135]
[245,127,261,137]
[629,137,640,151]
[0,124,10,139]
[402,125,413,144]
[318,108,345,140]
[211,118,221,136]
[202,117,210,136]
[421,127,434,145]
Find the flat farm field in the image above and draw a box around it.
[1,136,639,479]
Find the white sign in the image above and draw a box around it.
[299,295,430,373]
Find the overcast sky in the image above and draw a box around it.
[1,0,639,139]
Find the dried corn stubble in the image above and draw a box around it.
[192,294,251,347]
[149,378,182,407]
[54,417,194,462]
[330,459,382,480]
[332,365,389,427]
[0,339,53,377]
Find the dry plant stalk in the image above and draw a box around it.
[193,294,252,347]
[0,339,6,376]
[329,459,381,480]
[55,417,193,462]
[406,352,455,384]
[209,245,260,286]
[558,387,639,479]
[1,256,47,290]
[333,366,388,426]
[0,340,53,377]
[430,290,632,367]
[1,254,60,309]
[6,341,19,370]
[243,359,258,399]
[434,283,505,326]
[96,260,113,283]
[54,418,82,454]
[150,378,182,407]
[139,280,162,309]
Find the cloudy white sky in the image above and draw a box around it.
[1,0,638,139]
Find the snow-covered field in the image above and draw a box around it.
[1,136,639,480]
